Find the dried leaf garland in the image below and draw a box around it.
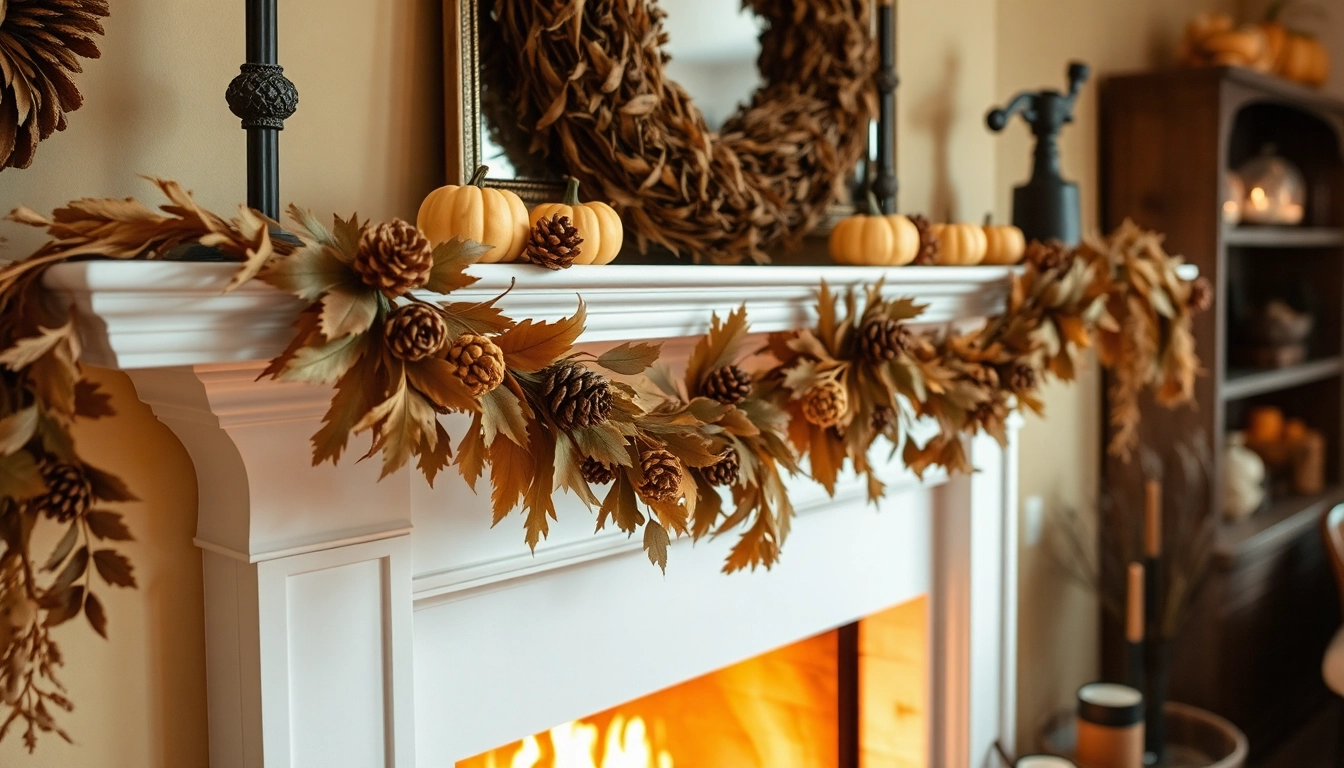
[485,0,877,264]
[0,179,1203,751]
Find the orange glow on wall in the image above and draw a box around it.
[458,596,927,768]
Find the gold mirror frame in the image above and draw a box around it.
[443,0,878,263]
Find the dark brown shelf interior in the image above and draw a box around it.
[1215,485,1344,567]
[1223,357,1344,400]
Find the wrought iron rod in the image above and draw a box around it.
[227,0,296,219]
[873,0,899,213]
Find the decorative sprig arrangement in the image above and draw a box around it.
[0,180,1205,749]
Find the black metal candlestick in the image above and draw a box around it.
[871,0,899,213]
[225,0,298,218]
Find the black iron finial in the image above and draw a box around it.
[226,0,296,219]
[987,61,1090,244]
[870,0,899,214]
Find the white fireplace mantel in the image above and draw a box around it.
[44,262,1023,768]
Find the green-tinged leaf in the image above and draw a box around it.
[86,510,134,541]
[312,354,381,466]
[0,405,38,455]
[85,464,137,503]
[417,420,454,487]
[0,449,45,501]
[407,357,480,413]
[36,413,76,462]
[261,305,324,380]
[597,473,642,534]
[319,285,380,340]
[456,415,487,491]
[43,585,84,628]
[276,330,369,387]
[41,524,79,572]
[553,432,601,507]
[353,379,438,479]
[53,546,89,593]
[488,430,535,525]
[73,379,115,420]
[645,363,685,400]
[286,204,332,243]
[480,385,529,447]
[686,397,731,424]
[0,321,74,371]
[643,521,670,573]
[261,244,355,301]
[494,301,586,373]
[331,213,365,263]
[596,341,663,376]
[424,237,492,294]
[92,549,137,588]
[571,423,631,467]
[84,591,108,638]
[685,306,750,393]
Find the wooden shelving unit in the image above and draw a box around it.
[1100,66,1344,759]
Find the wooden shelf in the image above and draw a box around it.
[1222,357,1344,400]
[1215,485,1344,568]
[1225,227,1344,248]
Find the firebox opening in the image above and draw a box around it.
[457,596,928,768]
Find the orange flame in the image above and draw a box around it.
[484,716,672,768]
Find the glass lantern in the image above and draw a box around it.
[1222,171,1245,225]
[1238,145,1306,226]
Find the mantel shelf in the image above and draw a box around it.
[43,261,1020,370]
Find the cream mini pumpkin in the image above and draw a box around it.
[932,223,988,266]
[417,166,530,263]
[982,218,1026,265]
[828,194,919,266]
[529,177,623,265]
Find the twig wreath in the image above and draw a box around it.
[483,0,877,265]
[0,179,1204,748]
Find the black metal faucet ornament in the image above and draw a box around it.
[986,61,1090,245]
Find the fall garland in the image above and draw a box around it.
[483,0,876,265]
[0,180,1203,749]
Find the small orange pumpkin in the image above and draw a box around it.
[981,216,1026,265]
[529,177,624,265]
[932,223,988,266]
[1278,32,1329,86]
[417,166,530,263]
[828,193,920,266]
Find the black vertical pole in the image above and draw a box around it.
[872,0,899,214]
[226,0,298,218]
[838,622,861,768]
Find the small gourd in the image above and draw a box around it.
[417,166,530,263]
[828,193,919,266]
[1278,32,1329,86]
[529,177,624,265]
[981,215,1026,265]
[931,223,988,266]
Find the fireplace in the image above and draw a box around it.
[458,597,928,768]
[45,262,1020,768]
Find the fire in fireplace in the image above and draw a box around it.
[458,598,928,768]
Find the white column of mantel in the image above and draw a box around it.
[126,363,417,768]
[930,418,1021,768]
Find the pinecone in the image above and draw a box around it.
[541,363,613,429]
[444,333,505,396]
[1005,363,1038,392]
[35,463,91,523]
[870,405,894,433]
[857,317,912,363]
[702,365,752,405]
[1187,276,1214,314]
[580,456,616,485]
[1024,239,1070,272]
[909,214,939,266]
[353,219,434,299]
[703,449,740,487]
[968,364,1000,390]
[637,449,683,503]
[0,0,110,169]
[800,380,848,428]
[526,214,584,270]
[383,304,448,362]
